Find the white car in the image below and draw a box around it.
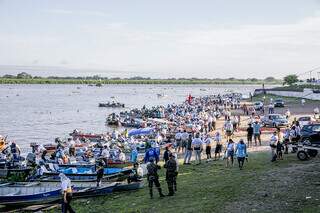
[253,101,264,110]
[298,116,316,127]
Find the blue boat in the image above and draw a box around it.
[41,167,134,181]
[0,185,61,206]
[0,182,118,206]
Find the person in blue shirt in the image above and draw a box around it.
[252,121,262,146]
[131,147,138,163]
[235,139,247,170]
[144,147,159,163]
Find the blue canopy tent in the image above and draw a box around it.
[128,127,154,137]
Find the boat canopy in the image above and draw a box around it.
[128,127,154,137]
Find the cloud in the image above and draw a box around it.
[1,12,320,78]
[45,9,109,17]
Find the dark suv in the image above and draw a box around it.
[300,124,320,147]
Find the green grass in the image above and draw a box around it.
[270,84,320,92]
[53,152,318,213]
[0,78,281,85]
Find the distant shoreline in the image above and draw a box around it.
[0,78,281,85]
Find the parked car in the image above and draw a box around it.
[300,124,320,147]
[261,114,289,127]
[298,116,316,127]
[253,101,264,110]
[274,99,285,107]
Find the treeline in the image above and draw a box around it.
[0,72,281,84]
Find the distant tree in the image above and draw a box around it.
[2,74,15,78]
[250,78,258,82]
[265,76,275,81]
[17,72,32,79]
[283,74,299,85]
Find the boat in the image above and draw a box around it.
[40,167,134,181]
[113,180,144,192]
[0,184,61,206]
[0,168,32,182]
[106,113,120,126]
[0,181,118,206]
[99,102,125,108]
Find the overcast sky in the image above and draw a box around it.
[1,0,320,78]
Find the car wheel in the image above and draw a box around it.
[307,149,318,157]
[297,150,309,161]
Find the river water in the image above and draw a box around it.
[0,84,267,148]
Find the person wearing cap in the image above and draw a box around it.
[164,153,177,195]
[59,173,75,213]
[146,157,165,199]
[235,139,247,170]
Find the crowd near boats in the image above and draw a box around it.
[0,91,319,209]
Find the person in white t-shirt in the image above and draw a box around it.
[192,133,203,164]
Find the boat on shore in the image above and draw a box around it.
[99,102,125,108]
[0,180,142,206]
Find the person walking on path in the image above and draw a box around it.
[164,153,177,196]
[246,123,253,148]
[225,139,235,167]
[59,173,75,213]
[224,119,234,141]
[192,133,203,164]
[183,134,193,165]
[146,158,165,199]
[253,121,262,146]
[235,139,247,170]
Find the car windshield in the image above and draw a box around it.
[271,115,285,119]
[312,125,320,132]
[275,99,283,102]
[299,117,311,121]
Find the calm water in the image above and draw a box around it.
[0,84,267,148]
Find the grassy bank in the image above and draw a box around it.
[252,93,320,104]
[54,152,319,213]
[270,84,320,92]
[0,78,281,85]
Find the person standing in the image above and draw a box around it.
[175,130,182,153]
[59,173,75,213]
[163,146,171,163]
[192,133,203,164]
[270,131,278,162]
[183,134,193,165]
[246,124,253,148]
[164,153,177,196]
[204,135,212,161]
[181,130,189,153]
[146,158,165,199]
[235,139,247,170]
[214,132,222,160]
[96,161,104,187]
[252,121,262,146]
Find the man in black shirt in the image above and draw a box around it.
[247,124,253,148]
